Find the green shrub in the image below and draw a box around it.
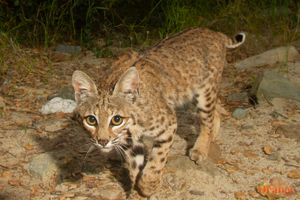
[0,0,298,47]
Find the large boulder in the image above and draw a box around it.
[235,46,299,70]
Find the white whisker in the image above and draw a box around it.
[114,145,127,161]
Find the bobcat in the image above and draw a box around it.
[72,28,245,197]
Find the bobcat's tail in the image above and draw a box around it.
[226,32,246,49]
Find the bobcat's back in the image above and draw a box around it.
[72,27,245,197]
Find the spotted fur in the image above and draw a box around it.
[72,28,245,197]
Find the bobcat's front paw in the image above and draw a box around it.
[189,148,208,164]
[136,173,161,197]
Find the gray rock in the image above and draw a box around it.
[252,70,300,102]
[235,46,299,70]
[232,108,248,119]
[189,190,205,196]
[40,97,76,114]
[267,151,281,161]
[55,44,81,54]
[27,153,60,182]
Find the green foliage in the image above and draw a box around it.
[0,0,299,48]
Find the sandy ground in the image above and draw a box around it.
[0,46,299,200]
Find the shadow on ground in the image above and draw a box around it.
[31,115,132,194]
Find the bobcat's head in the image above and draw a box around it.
[72,67,140,153]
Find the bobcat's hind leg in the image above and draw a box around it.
[189,85,220,164]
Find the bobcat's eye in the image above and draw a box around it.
[111,115,123,126]
[85,115,97,126]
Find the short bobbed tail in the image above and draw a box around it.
[226,32,246,49]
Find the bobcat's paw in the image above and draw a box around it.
[136,173,161,197]
[189,148,208,164]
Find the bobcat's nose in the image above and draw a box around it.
[98,139,109,146]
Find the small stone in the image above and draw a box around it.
[287,169,300,179]
[27,152,60,182]
[267,151,280,161]
[40,97,76,114]
[189,190,204,196]
[263,145,273,155]
[232,108,247,119]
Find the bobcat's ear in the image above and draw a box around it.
[72,70,98,103]
[113,67,140,102]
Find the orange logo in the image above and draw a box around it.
[256,182,296,197]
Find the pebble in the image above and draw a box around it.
[232,108,248,119]
[27,152,59,182]
[189,190,205,196]
[40,97,76,114]
[287,169,300,179]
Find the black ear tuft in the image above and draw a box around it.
[235,33,244,43]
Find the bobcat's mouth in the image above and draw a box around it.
[94,140,114,153]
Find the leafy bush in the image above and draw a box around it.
[0,0,299,47]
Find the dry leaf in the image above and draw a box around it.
[24,143,34,150]
[224,164,240,174]
[234,191,246,200]
[287,169,300,179]
[263,145,273,155]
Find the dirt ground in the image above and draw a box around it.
[0,39,300,200]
